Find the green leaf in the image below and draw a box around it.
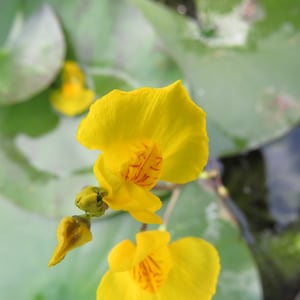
[131,0,300,157]
[0,90,58,137]
[47,0,182,87]
[196,0,241,14]
[0,115,100,217]
[88,67,137,96]
[0,0,20,46]
[0,195,139,300]
[0,4,65,104]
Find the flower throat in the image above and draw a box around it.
[121,141,163,190]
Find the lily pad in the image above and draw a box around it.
[0,3,65,104]
[0,115,100,217]
[131,0,300,157]
[0,0,20,47]
[47,0,182,87]
[88,67,137,97]
[0,90,59,137]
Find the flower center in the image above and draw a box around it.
[130,251,170,293]
[120,141,163,190]
[62,82,82,96]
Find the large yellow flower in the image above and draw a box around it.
[77,81,208,223]
[97,230,220,300]
[50,61,95,117]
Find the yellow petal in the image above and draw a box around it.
[129,209,162,224]
[50,86,95,117]
[108,240,136,272]
[97,271,145,300]
[159,237,220,299]
[48,216,92,267]
[62,61,85,85]
[108,231,170,273]
[94,155,162,224]
[98,231,173,300]
[133,230,170,264]
[77,81,208,183]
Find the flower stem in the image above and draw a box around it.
[140,223,147,231]
[163,186,181,226]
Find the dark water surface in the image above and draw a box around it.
[221,125,300,300]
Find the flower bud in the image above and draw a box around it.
[75,186,108,217]
[48,215,92,267]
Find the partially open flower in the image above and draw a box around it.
[97,230,220,300]
[77,81,208,223]
[48,215,92,267]
[50,61,95,117]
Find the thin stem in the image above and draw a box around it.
[140,223,147,231]
[200,159,255,246]
[163,186,181,226]
[154,183,177,191]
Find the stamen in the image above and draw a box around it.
[121,141,163,190]
[130,250,170,293]
[62,82,82,96]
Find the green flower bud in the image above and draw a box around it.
[75,186,108,217]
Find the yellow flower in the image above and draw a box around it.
[50,61,95,117]
[77,81,208,224]
[61,61,85,85]
[97,230,220,300]
[48,216,92,267]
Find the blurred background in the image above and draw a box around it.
[0,0,299,299]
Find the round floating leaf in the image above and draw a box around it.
[0,0,20,46]
[0,90,59,137]
[47,0,182,87]
[0,4,65,104]
[0,116,99,217]
[88,67,137,97]
[131,0,300,157]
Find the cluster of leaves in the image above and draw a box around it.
[0,0,299,299]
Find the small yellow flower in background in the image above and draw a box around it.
[61,61,85,84]
[97,230,220,300]
[48,215,92,267]
[50,61,95,117]
[77,81,208,224]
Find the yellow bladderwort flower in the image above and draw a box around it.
[48,215,92,267]
[61,61,85,84]
[50,61,95,117]
[77,81,208,224]
[97,230,220,300]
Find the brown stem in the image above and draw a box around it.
[140,223,147,231]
